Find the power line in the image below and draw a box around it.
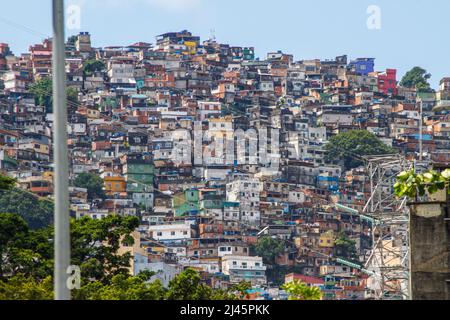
[0,15,49,38]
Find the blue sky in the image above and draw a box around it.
[1,0,449,88]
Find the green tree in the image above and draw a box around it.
[83,59,105,76]
[73,172,106,200]
[67,87,79,106]
[254,236,285,265]
[0,188,53,229]
[73,273,166,300]
[0,215,255,300]
[0,174,15,190]
[325,130,397,170]
[67,35,77,46]
[0,213,52,279]
[29,78,53,112]
[400,66,432,91]
[0,274,53,300]
[229,281,252,300]
[70,215,140,283]
[0,213,139,284]
[282,280,322,300]
[166,268,213,300]
[28,78,79,113]
[334,232,358,262]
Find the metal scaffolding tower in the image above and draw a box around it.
[362,154,412,300]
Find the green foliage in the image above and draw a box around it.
[73,273,166,300]
[0,174,16,190]
[70,215,140,283]
[28,78,79,113]
[0,214,52,280]
[0,214,252,300]
[254,236,285,265]
[0,188,53,229]
[83,59,105,76]
[0,213,139,284]
[0,275,53,300]
[29,78,53,112]
[400,66,432,91]
[67,35,77,46]
[229,281,252,300]
[166,268,213,300]
[334,232,358,262]
[73,172,106,200]
[268,265,290,286]
[281,280,322,300]
[67,87,79,106]
[325,130,396,170]
[394,168,450,199]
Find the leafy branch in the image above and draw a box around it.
[394,169,450,198]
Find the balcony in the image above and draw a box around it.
[229,265,267,271]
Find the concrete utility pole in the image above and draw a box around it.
[52,0,71,300]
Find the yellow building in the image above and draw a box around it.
[183,41,197,55]
[118,231,147,275]
[319,230,335,248]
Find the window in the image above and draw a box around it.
[171,231,175,236]
[157,232,162,236]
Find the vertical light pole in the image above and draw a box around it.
[52,0,71,300]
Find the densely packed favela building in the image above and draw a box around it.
[1,31,449,300]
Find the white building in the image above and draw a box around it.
[148,221,192,242]
[221,255,267,286]
[197,101,221,121]
[226,175,262,226]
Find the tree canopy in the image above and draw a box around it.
[0,213,53,280]
[282,280,322,300]
[0,212,257,300]
[73,172,106,200]
[334,232,358,262]
[71,215,140,283]
[83,59,105,76]
[0,175,16,191]
[400,66,432,91]
[254,236,285,265]
[0,188,53,229]
[28,78,53,112]
[325,130,397,170]
[28,77,79,113]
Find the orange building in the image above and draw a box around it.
[104,176,126,195]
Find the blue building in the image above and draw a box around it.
[349,58,375,76]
